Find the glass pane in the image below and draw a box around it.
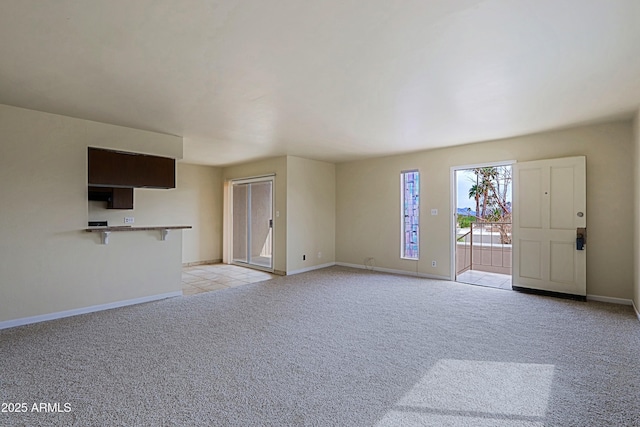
[232,184,248,263]
[402,171,419,259]
[249,181,273,268]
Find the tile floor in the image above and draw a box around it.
[182,263,275,296]
[456,270,512,290]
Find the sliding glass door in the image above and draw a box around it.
[232,178,273,270]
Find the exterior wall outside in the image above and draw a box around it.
[0,104,184,324]
[456,243,512,276]
[336,120,634,300]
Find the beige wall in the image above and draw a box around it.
[176,164,223,264]
[0,104,184,324]
[337,120,634,299]
[634,111,640,311]
[223,157,287,273]
[286,156,336,272]
[141,163,222,264]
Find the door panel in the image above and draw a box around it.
[513,156,586,296]
[249,181,273,268]
[519,168,543,229]
[549,241,574,283]
[232,184,248,263]
[550,166,575,230]
[519,240,542,280]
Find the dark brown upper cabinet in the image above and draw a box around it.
[88,186,134,210]
[88,147,175,189]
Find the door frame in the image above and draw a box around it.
[223,174,275,272]
[449,160,516,281]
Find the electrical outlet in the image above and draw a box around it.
[124,217,134,224]
[431,209,438,215]
[318,252,322,258]
[431,260,437,267]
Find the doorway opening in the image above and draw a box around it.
[231,177,274,272]
[453,163,513,290]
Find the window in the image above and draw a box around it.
[401,170,420,259]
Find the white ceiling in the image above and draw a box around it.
[0,0,639,165]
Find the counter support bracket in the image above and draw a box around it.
[100,231,111,245]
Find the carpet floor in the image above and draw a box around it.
[1,266,639,426]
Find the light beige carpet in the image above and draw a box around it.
[1,266,639,426]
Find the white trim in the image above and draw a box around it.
[222,181,231,264]
[416,271,450,280]
[228,174,276,184]
[633,301,640,323]
[336,262,449,281]
[182,259,222,267]
[232,261,274,274]
[0,291,182,330]
[451,159,517,171]
[586,294,633,306]
[449,160,516,282]
[449,167,456,281]
[287,262,336,275]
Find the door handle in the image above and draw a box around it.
[576,227,586,250]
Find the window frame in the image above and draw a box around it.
[400,169,420,260]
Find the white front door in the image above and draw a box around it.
[512,156,586,296]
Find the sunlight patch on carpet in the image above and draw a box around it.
[377,412,544,427]
[377,359,554,426]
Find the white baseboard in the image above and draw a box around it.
[633,301,640,323]
[287,262,336,276]
[336,262,449,281]
[0,291,182,330]
[416,271,451,281]
[182,259,222,267]
[586,294,633,306]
